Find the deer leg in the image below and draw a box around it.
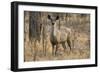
[67,39,71,50]
[62,42,71,55]
[52,44,55,56]
[62,42,66,52]
[55,44,59,56]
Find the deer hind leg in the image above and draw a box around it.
[67,38,72,50]
[62,42,70,55]
[62,42,66,52]
[66,38,73,55]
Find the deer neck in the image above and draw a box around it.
[52,25,56,37]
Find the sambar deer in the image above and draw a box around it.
[48,15,73,56]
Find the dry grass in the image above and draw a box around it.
[24,32,90,61]
[25,48,90,61]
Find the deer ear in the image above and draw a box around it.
[56,16,59,20]
[48,15,51,19]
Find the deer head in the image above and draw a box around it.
[48,15,59,26]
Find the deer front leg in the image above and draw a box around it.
[55,45,57,56]
[52,44,55,56]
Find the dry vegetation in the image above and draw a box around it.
[24,11,90,62]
